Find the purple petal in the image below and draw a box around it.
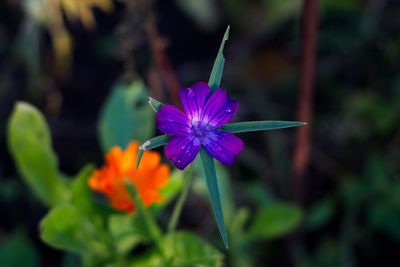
[179,82,211,122]
[201,89,239,128]
[202,130,244,166]
[157,105,191,136]
[165,135,201,170]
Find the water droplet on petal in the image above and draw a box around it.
[226,107,232,113]
[187,88,195,97]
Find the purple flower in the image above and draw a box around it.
[157,82,244,170]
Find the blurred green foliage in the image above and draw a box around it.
[6,96,225,266]
[7,102,70,206]
[98,79,155,152]
[248,203,303,240]
[1,0,400,266]
[0,231,40,267]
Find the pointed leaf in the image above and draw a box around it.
[136,135,170,168]
[192,158,234,222]
[221,120,306,133]
[98,79,155,152]
[199,149,228,248]
[148,97,164,113]
[7,102,69,207]
[208,26,230,91]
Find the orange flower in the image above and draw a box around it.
[89,141,170,212]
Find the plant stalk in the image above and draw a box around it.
[124,180,162,245]
[168,166,194,232]
[293,0,319,203]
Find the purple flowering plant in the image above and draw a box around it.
[157,81,243,170]
[137,27,306,248]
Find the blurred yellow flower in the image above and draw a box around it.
[24,0,114,75]
[89,141,170,212]
[61,0,114,29]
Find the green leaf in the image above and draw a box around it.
[140,135,171,150]
[0,231,40,267]
[148,97,164,113]
[7,102,69,207]
[162,231,224,267]
[228,208,253,267]
[208,26,230,91]
[129,232,224,267]
[71,165,95,214]
[98,79,155,152]
[40,205,109,256]
[71,165,113,229]
[127,250,164,267]
[248,203,303,240]
[199,149,228,248]
[244,181,275,206]
[192,158,234,222]
[136,135,170,168]
[221,120,306,133]
[108,214,148,255]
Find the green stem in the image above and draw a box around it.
[124,180,163,246]
[168,166,194,232]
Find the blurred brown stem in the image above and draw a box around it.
[293,0,319,203]
[145,15,181,107]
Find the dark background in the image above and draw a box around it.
[1,0,400,266]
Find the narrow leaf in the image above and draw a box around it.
[148,97,164,113]
[136,135,170,168]
[221,120,306,133]
[199,149,228,248]
[208,26,230,91]
[136,149,144,170]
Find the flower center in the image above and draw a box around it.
[191,121,212,138]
